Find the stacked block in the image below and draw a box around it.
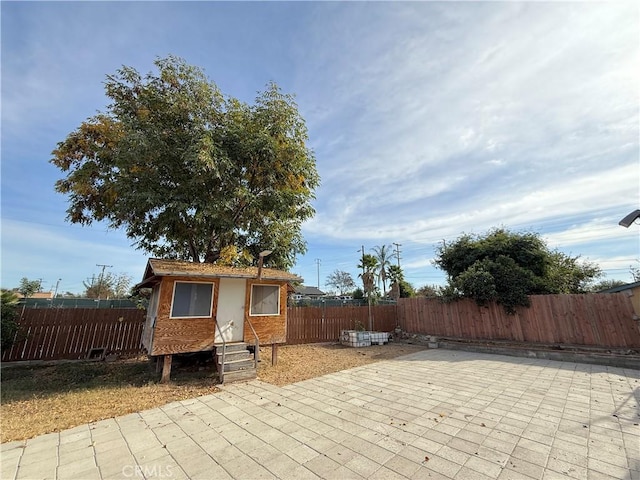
[340,330,390,347]
[340,330,371,347]
[370,332,390,345]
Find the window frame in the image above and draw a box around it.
[249,284,281,316]
[169,281,215,319]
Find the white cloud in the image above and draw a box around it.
[2,2,637,291]
[298,2,638,250]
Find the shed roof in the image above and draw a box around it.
[135,258,302,289]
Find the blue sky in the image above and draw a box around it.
[2,1,638,295]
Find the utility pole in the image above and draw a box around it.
[96,264,112,301]
[53,279,61,299]
[314,258,321,289]
[393,243,402,268]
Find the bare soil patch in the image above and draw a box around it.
[1,341,426,442]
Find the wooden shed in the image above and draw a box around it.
[135,258,301,383]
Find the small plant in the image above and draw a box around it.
[354,320,366,331]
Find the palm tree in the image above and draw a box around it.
[387,264,404,299]
[357,254,379,298]
[372,245,394,296]
[387,265,404,284]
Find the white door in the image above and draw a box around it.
[214,278,246,343]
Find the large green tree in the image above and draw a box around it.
[434,228,602,313]
[51,56,319,269]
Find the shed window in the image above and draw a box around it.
[250,285,280,316]
[170,282,214,318]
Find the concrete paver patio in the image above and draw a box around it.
[2,349,639,480]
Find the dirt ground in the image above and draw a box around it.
[1,341,427,443]
[257,342,429,386]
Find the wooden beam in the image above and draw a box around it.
[161,355,172,383]
[272,343,278,366]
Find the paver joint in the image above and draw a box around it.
[2,349,638,480]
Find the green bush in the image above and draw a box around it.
[1,290,20,352]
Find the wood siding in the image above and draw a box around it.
[244,279,288,345]
[286,305,397,344]
[2,308,145,362]
[149,276,220,356]
[397,294,640,348]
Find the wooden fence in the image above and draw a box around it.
[2,308,146,362]
[398,293,640,348]
[4,293,637,362]
[286,305,397,345]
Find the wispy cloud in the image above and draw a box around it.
[2,1,637,290]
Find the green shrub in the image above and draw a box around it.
[1,290,20,352]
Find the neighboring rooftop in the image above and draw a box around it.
[293,285,326,297]
[15,291,54,300]
[598,281,640,294]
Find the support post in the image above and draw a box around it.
[161,355,172,383]
[155,356,162,373]
[272,343,278,366]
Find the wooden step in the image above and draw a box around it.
[221,358,256,372]
[216,342,249,353]
[216,350,253,363]
[214,343,257,383]
[223,368,257,383]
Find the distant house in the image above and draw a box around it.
[134,258,301,383]
[292,285,326,301]
[598,281,640,317]
[15,291,54,300]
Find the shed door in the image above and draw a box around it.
[214,278,246,343]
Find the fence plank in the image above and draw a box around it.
[1,309,146,362]
[4,293,637,363]
[396,294,640,348]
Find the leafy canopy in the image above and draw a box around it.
[83,273,132,299]
[18,278,42,298]
[325,270,356,295]
[51,56,319,269]
[434,228,602,313]
[357,253,379,296]
[386,265,414,298]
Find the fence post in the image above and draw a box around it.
[161,355,172,383]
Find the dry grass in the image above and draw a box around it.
[1,342,426,443]
[257,342,429,386]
